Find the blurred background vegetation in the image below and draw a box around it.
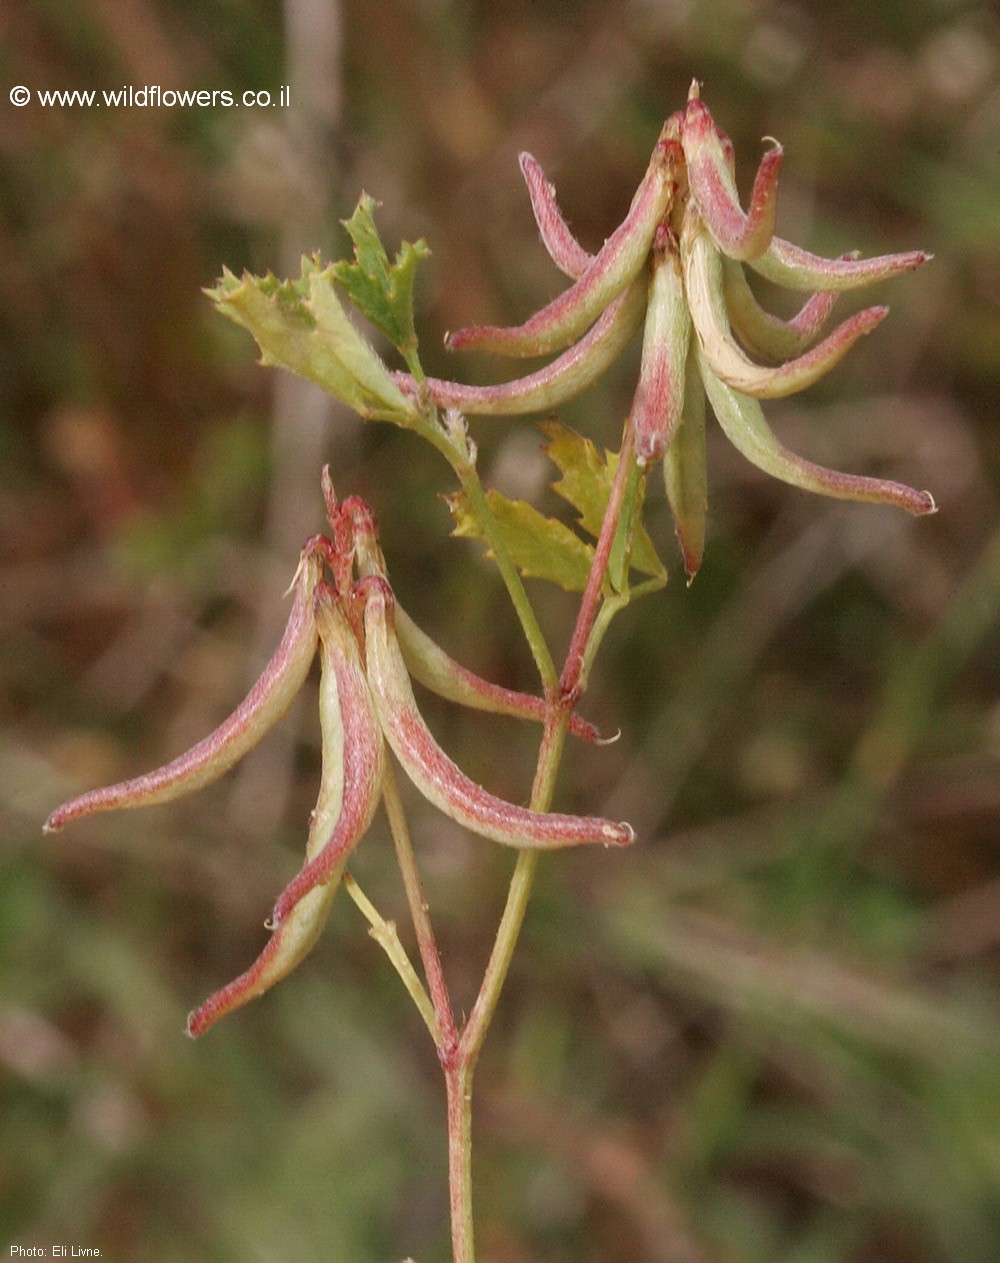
[2,0,999,1260]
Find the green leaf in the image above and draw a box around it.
[540,420,665,581]
[208,256,414,423]
[445,489,594,592]
[331,194,430,355]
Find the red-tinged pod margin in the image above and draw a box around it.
[518,152,594,280]
[721,255,839,361]
[750,237,931,293]
[269,594,385,927]
[324,487,598,738]
[682,214,889,400]
[343,496,602,742]
[186,593,364,1037]
[445,124,678,358]
[404,281,646,416]
[633,227,692,466]
[698,352,937,516]
[391,602,601,743]
[44,542,325,834]
[682,93,782,262]
[360,575,635,850]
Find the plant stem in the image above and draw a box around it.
[457,424,636,1065]
[560,416,637,701]
[580,569,666,692]
[448,713,567,1263]
[380,757,480,1263]
[342,873,442,1045]
[381,762,457,1053]
[445,1060,475,1263]
[410,403,557,694]
[401,403,641,1259]
[459,713,568,1065]
[439,422,641,1262]
[453,463,559,693]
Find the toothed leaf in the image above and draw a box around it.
[540,420,665,581]
[332,194,430,355]
[446,488,594,592]
[209,256,414,422]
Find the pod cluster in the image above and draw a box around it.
[44,476,632,1036]
[396,81,934,578]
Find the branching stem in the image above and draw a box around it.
[439,419,641,1262]
[378,348,643,1263]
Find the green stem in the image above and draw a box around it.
[448,713,567,1263]
[381,763,457,1053]
[443,417,646,1258]
[380,662,477,1263]
[394,397,642,1260]
[342,873,442,1045]
[458,714,567,1066]
[579,570,667,695]
[445,1061,475,1263]
[451,456,558,693]
[455,422,637,1054]
[404,399,557,693]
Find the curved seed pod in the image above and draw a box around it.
[392,603,600,743]
[44,542,324,834]
[402,280,645,415]
[186,591,367,1037]
[445,129,677,358]
[519,152,593,279]
[664,339,709,582]
[750,236,931,293]
[633,227,691,466]
[187,871,339,1036]
[721,255,839,360]
[682,214,888,400]
[682,92,782,262]
[345,498,600,742]
[698,351,936,515]
[270,595,385,927]
[361,575,634,850]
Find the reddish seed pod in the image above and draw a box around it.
[187,595,371,1037]
[401,281,646,416]
[682,95,782,262]
[751,237,931,293]
[721,255,839,361]
[518,152,593,279]
[44,542,325,833]
[698,352,936,516]
[446,125,676,358]
[682,212,891,401]
[270,595,385,927]
[632,227,691,467]
[360,575,635,851]
[346,496,601,741]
